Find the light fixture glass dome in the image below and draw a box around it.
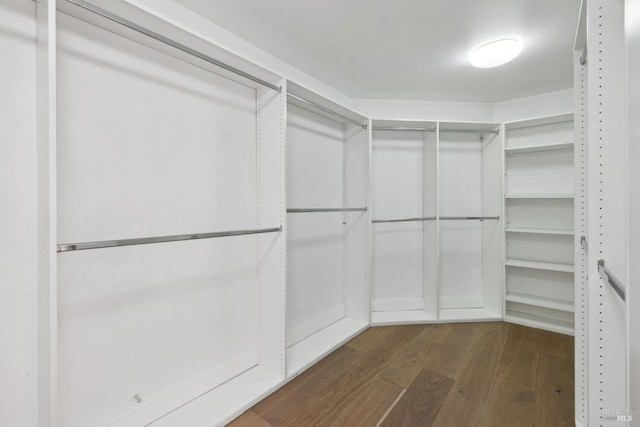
[469,39,522,68]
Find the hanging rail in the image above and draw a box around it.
[373,127,436,132]
[57,226,282,252]
[287,93,368,129]
[287,208,367,213]
[597,259,626,302]
[439,216,500,221]
[372,216,436,224]
[65,0,282,92]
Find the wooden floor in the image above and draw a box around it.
[228,322,574,427]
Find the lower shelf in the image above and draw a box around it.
[286,317,368,378]
[505,312,574,336]
[506,292,574,313]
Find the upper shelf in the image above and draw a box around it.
[505,142,574,154]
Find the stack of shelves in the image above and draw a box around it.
[503,113,575,334]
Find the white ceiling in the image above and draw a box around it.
[173,0,581,103]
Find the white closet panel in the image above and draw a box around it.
[55,10,283,427]
[372,222,424,310]
[57,13,257,243]
[58,239,259,427]
[286,104,344,208]
[506,198,574,231]
[439,135,482,216]
[372,131,424,219]
[439,221,484,308]
[286,103,346,346]
[286,213,345,345]
[439,132,483,309]
[372,131,425,310]
[504,119,573,149]
[506,148,574,195]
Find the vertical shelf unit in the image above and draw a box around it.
[503,113,576,335]
[438,122,504,321]
[285,82,370,377]
[370,121,503,325]
[51,2,287,426]
[370,120,438,324]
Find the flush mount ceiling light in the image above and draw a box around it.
[469,39,522,68]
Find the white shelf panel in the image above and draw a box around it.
[505,142,574,154]
[505,193,574,199]
[504,113,574,130]
[437,308,502,322]
[370,310,437,326]
[506,227,574,235]
[506,292,574,313]
[505,313,574,336]
[149,367,283,427]
[285,317,368,378]
[506,258,575,273]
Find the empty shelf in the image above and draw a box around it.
[506,259,575,273]
[506,227,574,235]
[505,194,574,199]
[506,292,574,312]
[505,312,574,335]
[505,142,574,154]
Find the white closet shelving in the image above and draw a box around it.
[285,82,370,377]
[370,121,503,325]
[52,2,287,426]
[438,122,504,322]
[26,2,580,426]
[503,113,575,335]
[370,120,438,325]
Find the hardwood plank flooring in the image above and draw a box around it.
[380,369,454,427]
[228,322,574,427]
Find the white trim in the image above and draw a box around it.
[286,306,345,347]
[438,296,484,309]
[371,297,424,312]
[103,351,259,427]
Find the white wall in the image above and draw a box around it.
[0,1,39,426]
[354,99,493,122]
[492,88,573,123]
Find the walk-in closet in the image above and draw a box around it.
[2,0,638,426]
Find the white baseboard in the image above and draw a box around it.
[103,350,259,427]
[286,305,345,347]
[371,297,425,312]
[439,295,484,309]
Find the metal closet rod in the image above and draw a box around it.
[57,226,282,253]
[597,259,626,301]
[373,127,436,132]
[439,129,500,135]
[439,216,500,220]
[287,93,368,129]
[372,127,499,134]
[287,208,367,213]
[65,0,281,93]
[372,216,436,224]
